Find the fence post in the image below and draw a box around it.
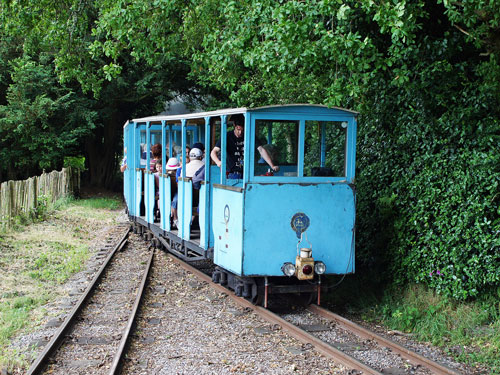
[0,181,6,228]
[0,168,80,229]
[8,180,14,226]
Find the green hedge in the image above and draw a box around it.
[356,63,500,299]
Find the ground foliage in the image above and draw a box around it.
[0,196,123,372]
[0,0,499,300]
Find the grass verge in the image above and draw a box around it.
[326,280,499,373]
[375,285,500,373]
[0,195,123,372]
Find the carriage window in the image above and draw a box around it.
[168,128,181,157]
[151,130,162,145]
[139,131,148,168]
[304,121,346,177]
[162,126,195,158]
[210,119,221,165]
[138,129,163,169]
[254,120,299,177]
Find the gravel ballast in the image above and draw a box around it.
[123,248,348,374]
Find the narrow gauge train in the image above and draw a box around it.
[123,105,358,307]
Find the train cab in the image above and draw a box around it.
[123,105,358,305]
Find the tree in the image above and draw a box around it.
[0,0,210,187]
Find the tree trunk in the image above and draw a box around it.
[84,106,127,189]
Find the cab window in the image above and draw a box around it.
[253,120,299,177]
[304,121,347,177]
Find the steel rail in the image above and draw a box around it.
[308,304,462,375]
[109,248,155,374]
[166,254,382,375]
[27,227,131,375]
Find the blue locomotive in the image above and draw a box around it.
[123,105,357,306]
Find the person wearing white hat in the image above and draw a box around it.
[186,148,204,178]
[165,157,181,174]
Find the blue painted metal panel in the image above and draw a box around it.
[199,183,207,249]
[201,117,211,249]
[207,166,221,248]
[146,121,151,174]
[320,122,326,167]
[178,181,185,236]
[159,175,164,229]
[146,173,155,223]
[161,175,172,231]
[168,124,173,158]
[181,120,187,179]
[181,179,193,241]
[243,113,251,186]
[130,122,141,217]
[135,171,142,216]
[346,118,357,183]
[123,122,132,213]
[242,183,355,276]
[134,121,144,217]
[212,188,244,275]
[298,119,305,177]
[220,115,227,185]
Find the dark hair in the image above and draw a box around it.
[192,142,205,152]
[151,143,162,159]
[230,114,245,127]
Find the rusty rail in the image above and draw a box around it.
[109,248,155,374]
[308,304,462,375]
[27,227,130,375]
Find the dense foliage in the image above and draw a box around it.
[0,53,97,178]
[0,0,499,299]
[0,0,209,185]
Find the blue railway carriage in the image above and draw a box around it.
[123,104,357,306]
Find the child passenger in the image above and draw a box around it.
[165,157,181,229]
[154,160,162,195]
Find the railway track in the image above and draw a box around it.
[25,226,466,374]
[307,305,460,374]
[27,226,154,375]
[167,253,464,375]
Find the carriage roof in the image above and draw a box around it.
[130,104,358,125]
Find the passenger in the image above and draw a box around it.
[258,144,278,165]
[165,141,176,159]
[165,157,181,229]
[173,145,182,157]
[192,142,205,161]
[185,148,204,225]
[154,160,162,193]
[172,153,191,225]
[210,114,279,179]
[165,157,180,176]
[186,148,204,178]
[120,147,127,172]
[151,143,162,171]
[175,154,190,183]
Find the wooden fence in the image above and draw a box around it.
[0,167,80,229]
